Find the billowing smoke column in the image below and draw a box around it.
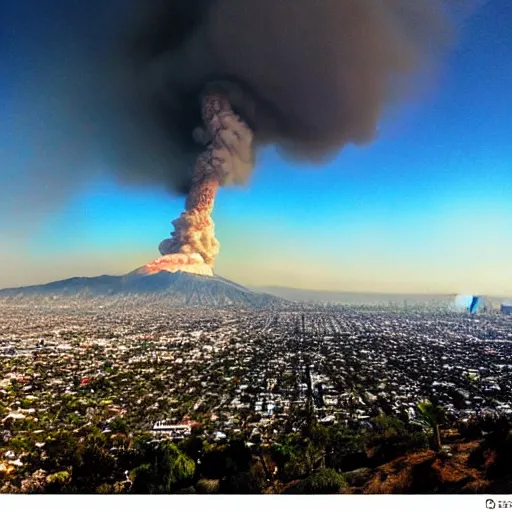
[4,0,454,270]
[156,91,253,270]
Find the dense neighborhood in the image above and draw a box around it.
[0,298,511,493]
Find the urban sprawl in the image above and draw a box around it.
[1,299,511,445]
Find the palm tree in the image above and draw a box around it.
[413,400,446,452]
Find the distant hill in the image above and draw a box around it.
[253,285,511,309]
[0,271,285,308]
[253,286,454,306]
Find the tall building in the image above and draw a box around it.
[500,303,512,315]
[453,294,483,313]
[469,296,481,314]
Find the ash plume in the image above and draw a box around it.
[158,92,253,266]
[4,0,454,234]
[115,0,452,183]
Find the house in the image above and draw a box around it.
[152,421,191,440]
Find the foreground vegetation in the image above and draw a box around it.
[2,405,512,494]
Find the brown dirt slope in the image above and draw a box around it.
[363,441,512,494]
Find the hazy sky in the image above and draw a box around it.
[1,1,511,295]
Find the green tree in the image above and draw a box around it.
[200,439,252,480]
[109,416,129,435]
[271,434,325,482]
[131,441,195,493]
[414,400,446,452]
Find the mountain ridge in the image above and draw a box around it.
[0,271,285,308]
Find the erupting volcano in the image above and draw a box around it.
[136,91,253,277]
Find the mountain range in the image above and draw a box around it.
[0,271,284,308]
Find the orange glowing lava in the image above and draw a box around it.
[134,253,213,277]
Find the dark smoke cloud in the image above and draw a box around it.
[2,0,455,221]
[119,0,452,174]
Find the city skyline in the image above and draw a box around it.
[1,1,511,295]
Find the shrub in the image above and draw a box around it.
[282,468,347,494]
[201,440,252,479]
[195,479,220,494]
[486,432,512,479]
[467,415,512,478]
[178,435,204,465]
[367,416,428,465]
[219,470,265,494]
[459,414,511,442]
[70,440,117,491]
[458,417,484,440]
[46,470,71,488]
[176,486,196,494]
[109,416,128,434]
[43,432,80,470]
[200,444,230,479]
[270,443,294,469]
[327,427,368,472]
[96,483,114,494]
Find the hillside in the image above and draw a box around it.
[0,271,285,308]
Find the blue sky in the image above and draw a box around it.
[1,1,511,294]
